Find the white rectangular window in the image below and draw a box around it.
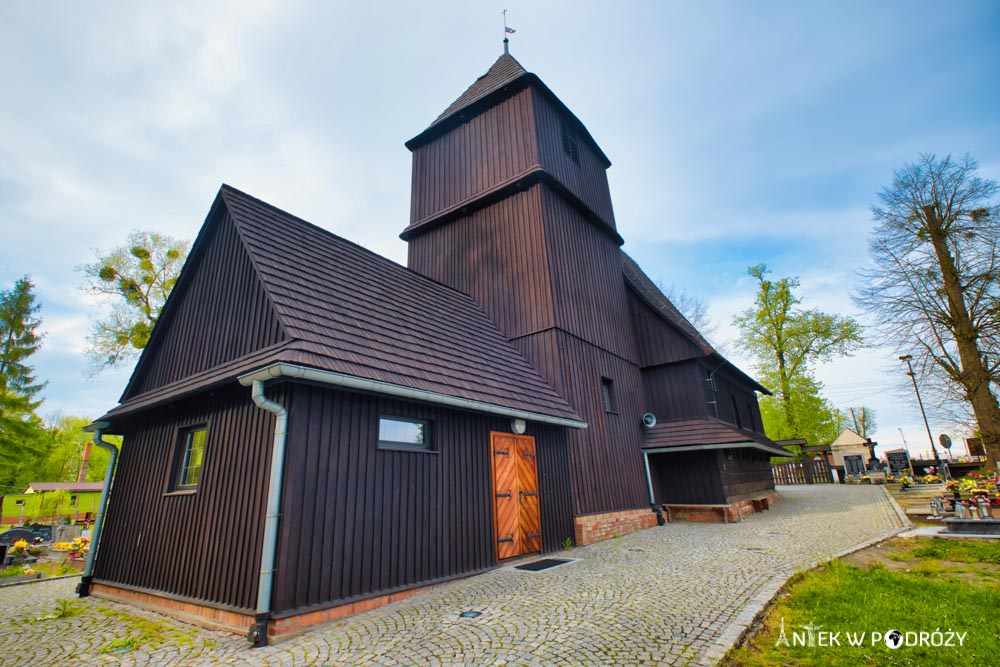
[378,416,430,451]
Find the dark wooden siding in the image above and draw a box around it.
[514,329,648,516]
[271,383,573,616]
[94,384,279,610]
[641,361,709,423]
[129,211,284,397]
[629,289,704,367]
[541,185,637,363]
[713,370,765,435]
[719,449,775,501]
[409,87,539,226]
[407,186,556,340]
[648,451,725,505]
[533,91,616,229]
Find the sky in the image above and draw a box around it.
[2,1,999,460]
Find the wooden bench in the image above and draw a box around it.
[661,504,735,523]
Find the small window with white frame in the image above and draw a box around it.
[378,416,431,451]
[172,424,207,491]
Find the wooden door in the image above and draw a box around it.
[490,432,542,559]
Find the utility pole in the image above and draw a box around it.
[899,354,943,475]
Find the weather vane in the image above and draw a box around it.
[502,9,516,54]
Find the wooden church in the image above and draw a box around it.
[81,50,786,644]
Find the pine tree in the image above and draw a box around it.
[0,276,47,487]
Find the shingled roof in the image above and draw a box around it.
[100,186,584,427]
[621,252,770,394]
[432,53,528,127]
[643,418,790,457]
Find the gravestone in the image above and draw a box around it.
[886,451,911,476]
[52,524,81,544]
[0,524,52,546]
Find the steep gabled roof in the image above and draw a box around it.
[643,418,790,457]
[406,53,611,167]
[621,252,770,394]
[621,252,714,355]
[432,53,527,127]
[100,186,582,426]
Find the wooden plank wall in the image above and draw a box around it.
[641,362,709,423]
[94,384,279,611]
[532,92,616,229]
[409,87,538,225]
[648,451,726,505]
[541,186,637,363]
[271,384,573,616]
[628,290,704,367]
[129,211,284,398]
[719,449,775,500]
[713,371,766,435]
[407,186,555,339]
[515,329,649,516]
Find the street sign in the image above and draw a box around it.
[939,434,953,450]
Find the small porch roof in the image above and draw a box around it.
[642,418,791,458]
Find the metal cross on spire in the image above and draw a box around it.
[502,9,516,54]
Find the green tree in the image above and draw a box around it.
[734,264,864,441]
[856,154,1000,466]
[82,231,189,370]
[0,276,47,487]
[757,371,844,449]
[35,414,95,482]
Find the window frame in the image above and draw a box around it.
[168,423,209,494]
[560,120,581,166]
[703,367,719,418]
[377,415,433,453]
[600,377,618,414]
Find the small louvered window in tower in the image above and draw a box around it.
[600,377,617,413]
[561,121,580,166]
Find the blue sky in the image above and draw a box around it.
[2,1,998,458]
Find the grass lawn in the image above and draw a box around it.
[723,537,1000,666]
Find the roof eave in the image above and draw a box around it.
[238,362,588,429]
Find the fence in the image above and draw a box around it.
[772,458,834,485]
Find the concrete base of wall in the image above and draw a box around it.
[663,491,780,523]
[573,508,659,546]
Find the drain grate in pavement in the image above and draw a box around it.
[514,558,573,572]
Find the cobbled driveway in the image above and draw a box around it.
[0,485,905,666]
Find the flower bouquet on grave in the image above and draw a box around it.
[898,475,912,491]
[68,537,90,558]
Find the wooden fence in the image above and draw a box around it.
[772,458,834,485]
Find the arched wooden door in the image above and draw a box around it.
[490,432,542,559]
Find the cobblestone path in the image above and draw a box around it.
[0,485,904,666]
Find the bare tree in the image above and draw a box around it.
[657,282,719,345]
[848,406,877,439]
[856,154,1000,465]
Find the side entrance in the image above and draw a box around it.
[490,432,542,560]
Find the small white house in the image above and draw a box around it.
[831,428,876,477]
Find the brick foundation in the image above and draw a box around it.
[91,579,442,644]
[267,588,422,641]
[90,583,254,634]
[573,508,659,546]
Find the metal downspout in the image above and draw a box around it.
[248,380,288,647]
[643,452,666,526]
[78,422,118,597]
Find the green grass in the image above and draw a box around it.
[724,544,1000,667]
[904,538,1000,565]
